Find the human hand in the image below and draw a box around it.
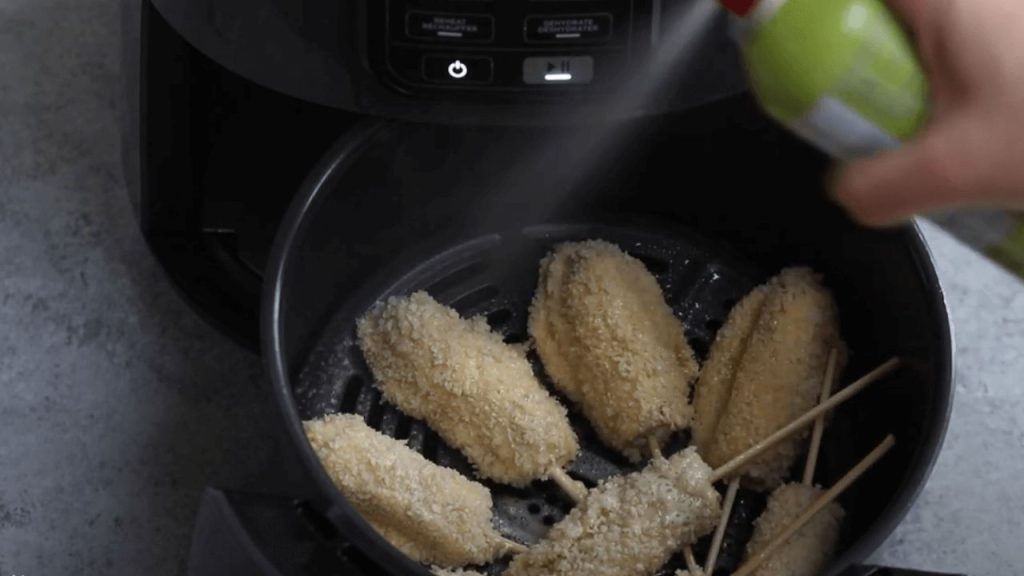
[831,0,1024,226]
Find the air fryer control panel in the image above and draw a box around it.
[371,0,643,96]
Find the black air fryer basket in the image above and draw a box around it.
[263,96,956,576]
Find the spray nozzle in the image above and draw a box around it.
[719,0,758,16]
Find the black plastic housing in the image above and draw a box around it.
[146,0,749,124]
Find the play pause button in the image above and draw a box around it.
[522,56,594,85]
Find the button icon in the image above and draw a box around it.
[544,60,573,82]
[523,56,594,85]
[422,55,494,84]
[447,59,469,79]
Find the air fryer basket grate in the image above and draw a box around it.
[295,222,805,575]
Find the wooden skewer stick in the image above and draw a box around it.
[646,435,703,576]
[647,435,664,460]
[803,348,839,486]
[704,477,740,576]
[549,467,588,503]
[732,435,897,576]
[499,538,530,555]
[710,357,900,483]
[716,351,838,572]
[683,545,704,576]
[707,352,844,576]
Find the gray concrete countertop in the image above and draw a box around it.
[868,219,1024,575]
[1,1,1022,575]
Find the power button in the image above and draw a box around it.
[422,55,494,84]
[447,60,468,79]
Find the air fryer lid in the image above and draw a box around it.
[264,98,954,576]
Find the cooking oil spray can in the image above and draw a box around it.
[721,0,929,159]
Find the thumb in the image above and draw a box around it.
[830,122,974,226]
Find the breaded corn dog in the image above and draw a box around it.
[505,447,720,576]
[691,283,769,452]
[693,267,844,488]
[356,291,579,486]
[741,349,845,576]
[304,414,516,567]
[736,435,896,576]
[742,483,844,576]
[431,568,486,576]
[529,240,699,460]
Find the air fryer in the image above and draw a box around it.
[119,1,960,575]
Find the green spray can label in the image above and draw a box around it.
[723,0,929,159]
